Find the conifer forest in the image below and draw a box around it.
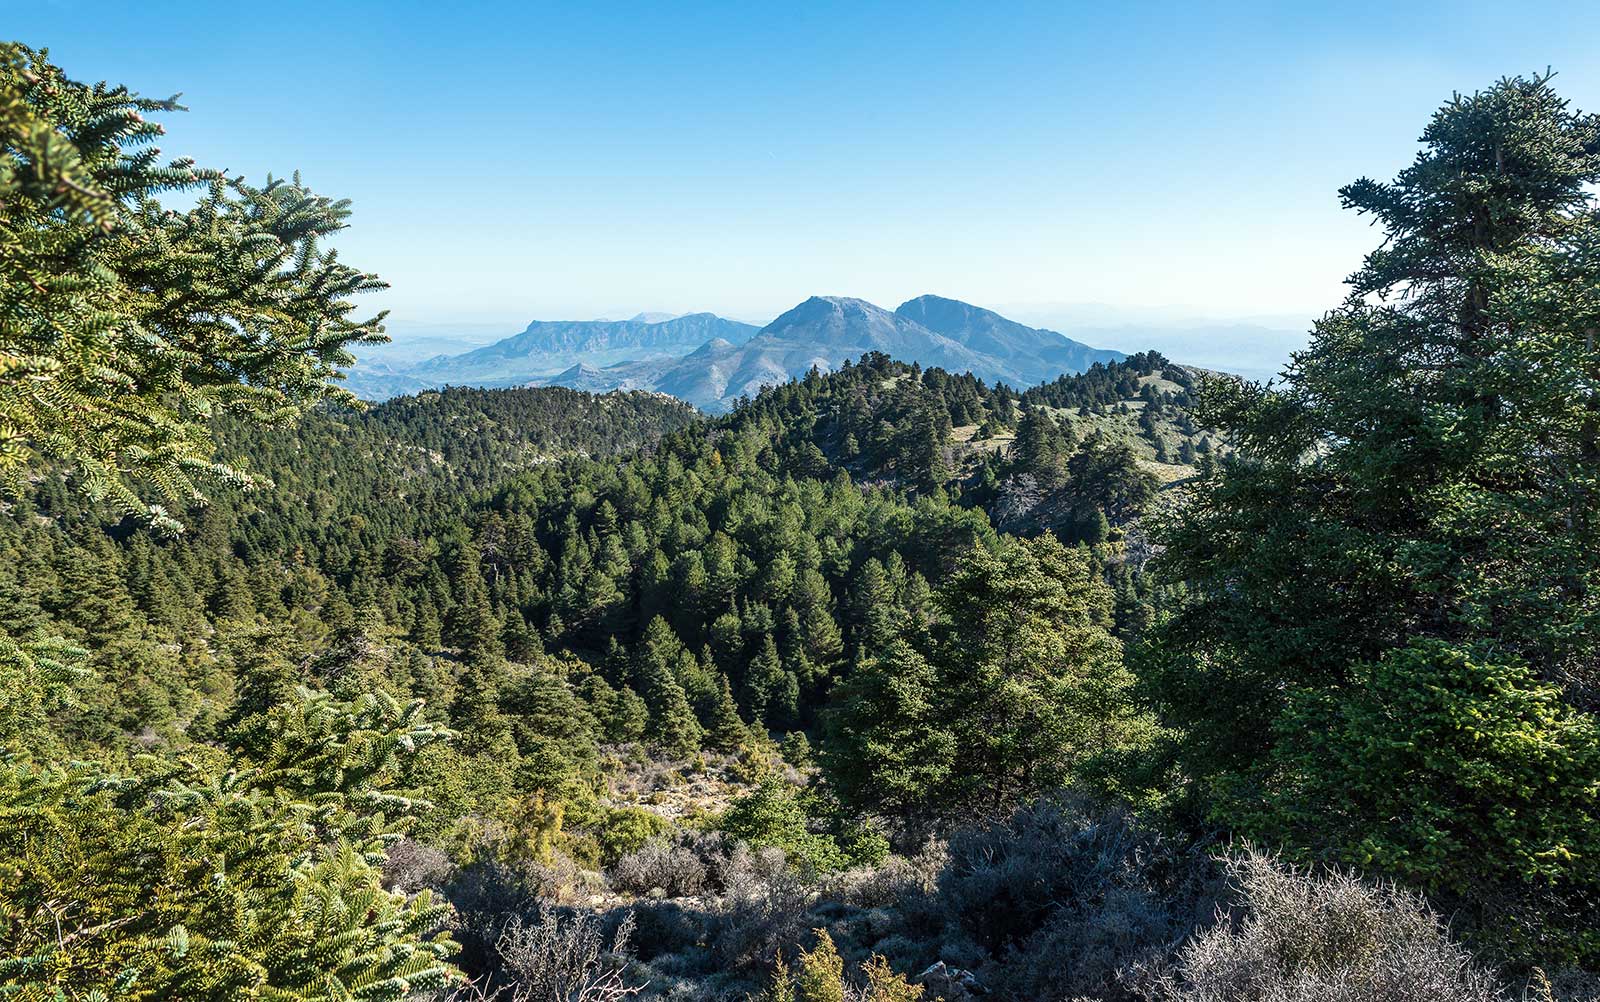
[2,36,1599,1002]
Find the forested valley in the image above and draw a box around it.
[2,43,1598,1002]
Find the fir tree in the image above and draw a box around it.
[822,638,954,832]
[706,672,750,753]
[445,543,502,659]
[745,633,792,729]
[1145,73,1600,962]
[0,688,459,1001]
[0,45,387,533]
[644,667,702,759]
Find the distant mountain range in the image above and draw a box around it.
[341,295,1127,410]
[344,313,759,399]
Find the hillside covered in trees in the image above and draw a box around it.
[2,42,1599,1002]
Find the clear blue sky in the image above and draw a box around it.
[12,1,1599,333]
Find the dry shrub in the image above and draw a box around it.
[611,839,707,898]
[712,840,790,898]
[440,902,645,1001]
[938,795,1218,1001]
[384,836,456,894]
[711,865,816,971]
[445,855,593,975]
[491,903,645,1002]
[1137,848,1508,1002]
[607,829,788,900]
[826,846,946,911]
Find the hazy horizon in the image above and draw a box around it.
[364,295,1311,384]
[14,0,1598,343]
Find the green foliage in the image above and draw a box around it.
[0,688,459,1000]
[0,632,84,753]
[707,673,752,753]
[0,44,386,532]
[718,776,855,873]
[637,620,705,759]
[757,930,923,1002]
[779,730,814,767]
[1022,351,1195,413]
[0,331,1168,798]
[727,350,1195,536]
[935,534,1148,810]
[1011,403,1075,484]
[825,534,1153,830]
[594,806,672,867]
[1234,641,1600,962]
[794,929,846,1002]
[860,955,924,1002]
[1144,73,1600,963]
[821,638,953,830]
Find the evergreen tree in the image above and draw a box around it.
[1145,73,1600,962]
[1010,404,1070,482]
[444,543,502,659]
[822,638,954,832]
[635,624,703,758]
[793,568,845,675]
[705,672,750,753]
[745,633,793,729]
[851,558,899,654]
[449,660,518,760]
[937,536,1138,810]
[644,668,702,759]
[0,688,459,1001]
[0,45,387,533]
[611,685,650,744]
[824,535,1147,828]
[219,622,300,731]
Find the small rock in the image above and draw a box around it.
[916,961,987,999]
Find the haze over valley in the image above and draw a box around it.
[340,293,1301,409]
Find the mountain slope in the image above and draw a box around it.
[756,295,993,369]
[442,312,757,361]
[344,296,1127,410]
[634,295,1125,410]
[895,294,1124,377]
[540,296,992,410]
[694,296,997,405]
[343,313,758,398]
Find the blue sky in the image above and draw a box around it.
[12,1,1600,337]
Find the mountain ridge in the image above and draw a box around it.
[894,294,1125,380]
[414,312,757,370]
[344,295,1126,410]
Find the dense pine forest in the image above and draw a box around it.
[3,43,1599,1002]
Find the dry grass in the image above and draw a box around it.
[600,746,756,823]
